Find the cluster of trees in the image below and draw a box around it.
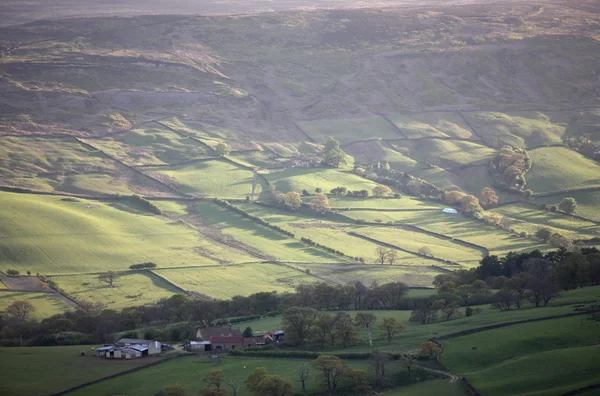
[321,137,348,168]
[565,136,600,161]
[374,247,398,265]
[330,186,370,197]
[443,190,484,215]
[168,348,431,396]
[282,307,405,349]
[268,188,303,211]
[130,194,162,215]
[353,163,444,201]
[488,146,531,191]
[213,199,296,237]
[0,279,416,347]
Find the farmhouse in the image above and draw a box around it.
[96,338,162,359]
[196,327,242,341]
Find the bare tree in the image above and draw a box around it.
[228,378,244,396]
[296,363,310,393]
[7,301,34,321]
[98,270,120,288]
[355,312,377,346]
[375,246,389,265]
[386,249,397,265]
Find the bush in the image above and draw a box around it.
[132,195,162,215]
[519,231,528,238]
[549,205,558,212]
[129,262,157,270]
[6,269,19,277]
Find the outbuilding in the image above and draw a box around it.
[442,208,458,214]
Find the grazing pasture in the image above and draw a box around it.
[442,316,600,396]
[389,139,495,168]
[527,147,600,194]
[49,272,181,310]
[533,190,600,222]
[155,263,318,299]
[344,140,424,172]
[265,168,379,195]
[297,116,403,144]
[0,192,243,274]
[0,346,163,396]
[155,160,263,198]
[385,112,475,139]
[0,292,73,319]
[82,123,210,166]
[462,112,566,148]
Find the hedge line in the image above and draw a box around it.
[229,349,372,360]
[300,237,364,262]
[129,262,157,270]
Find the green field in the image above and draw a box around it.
[383,379,469,396]
[49,272,181,309]
[343,140,424,172]
[463,112,566,148]
[82,123,211,166]
[0,292,73,319]
[328,196,443,210]
[442,316,600,396]
[389,139,495,168]
[69,355,417,396]
[447,165,521,202]
[0,192,254,274]
[297,116,403,144]
[156,263,317,299]
[527,147,600,194]
[155,160,263,198]
[533,190,600,222]
[0,346,162,396]
[194,202,340,263]
[385,112,475,139]
[491,203,600,240]
[265,168,379,195]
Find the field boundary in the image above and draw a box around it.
[50,354,192,396]
[560,383,600,396]
[152,120,216,154]
[433,309,599,341]
[347,231,461,267]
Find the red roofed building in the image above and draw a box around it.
[210,335,244,351]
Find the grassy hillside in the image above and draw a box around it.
[527,147,600,194]
[49,272,182,310]
[389,139,495,168]
[0,192,249,274]
[0,292,73,319]
[297,117,402,144]
[155,263,316,299]
[386,112,475,139]
[533,190,600,222]
[265,168,378,194]
[442,316,600,396]
[344,140,424,173]
[463,111,566,148]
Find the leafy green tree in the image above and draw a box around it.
[215,142,231,156]
[379,317,405,343]
[333,312,357,348]
[310,312,335,348]
[258,375,293,396]
[282,306,317,346]
[245,367,268,395]
[536,227,553,242]
[419,341,442,358]
[322,137,348,168]
[312,355,348,394]
[348,369,371,395]
[203,369,225,391]
[558,197,577,214]
[243,327,253,337]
